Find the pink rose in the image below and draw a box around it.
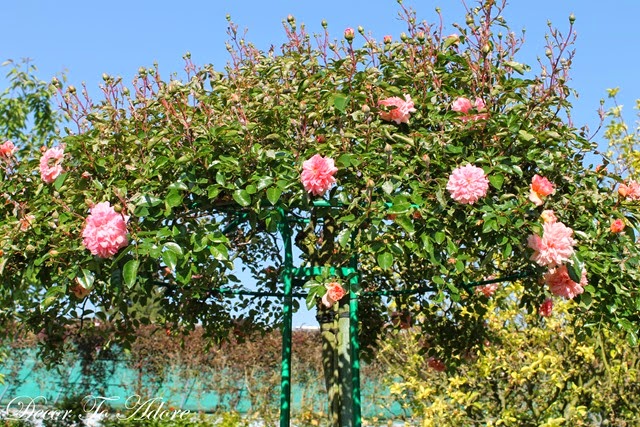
[618,180,640,200]
[474,98,486,110]
[82,202,129,258]
[539,298,553,317]
[544,265,587,300]
[19,214,35,232]
[540,210,557,224]
[610,219,625,233]
[527,221,576,268]
[321,282,346,307]
[476,282,499,297]
[378,94,416,125]
[529,174,555,206]
[451,97,472,114]
[301,154,338,196]
[0,140,16,158]
[446,164,489,204]
[383,35,392,44]
[39,146,65,184]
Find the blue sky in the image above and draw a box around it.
[2,0,639,326]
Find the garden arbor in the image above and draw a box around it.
[2,2,640,426]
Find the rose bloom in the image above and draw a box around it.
[321,282,346,308]
[476,282,499,297]
[82,202,129,258]
[0,140,16,157]
[344,27,355,41]
[539,298,553,317]
[301,154,338,196]
[19,214,35,232]
[383,35,392,44]
[618,180,640,200]
[610,218,625,233]
[451,97,473,114]
[540,210,557,224]
[544,265,587,300]
[474,98,486,110]
[446,164,489,204]
[529,174,555,206]
[378,94,416,124]
[39,146,65,184]
[527,221,576,267]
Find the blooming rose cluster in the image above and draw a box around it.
[322,282,346,308]
[527,209,586,300]
[82,202,129,258]
[451,96,489,121]
[446,164,489,204]
[618,180,640,200]
[378,94,416,125]
[0,140,16,158]
[301,154,338,196]
[39,146,65,184]
[476,282,499,297]
[529,174,554,206]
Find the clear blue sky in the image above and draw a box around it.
[2,0,639,326]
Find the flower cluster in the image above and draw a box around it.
[618,180,640,200]
[82,202,129,258]
[378,94,416,124]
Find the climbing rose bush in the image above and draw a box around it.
[446,164,489,204]
[300,154,338,196]
[81,202,129,258]
[378,94,416,124]
[39,146,64,184]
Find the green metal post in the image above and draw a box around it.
[349,256,362,427]
[278,210,293,427]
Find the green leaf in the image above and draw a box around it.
[567,255,584,283]
[41,286,65,310]
[210,244,229,261]
[168,181,188,191]
[332,94,349,113]
[233,189,251,207]
[256,177,273,191]
[77,269,95,289]
[382,181,394,195]
[488,174,504,190]
[165,190,183,208]
[377,252,394,270]
[123,259,139,289]
[266,187,282,205]
[337,229,351,248]
[53,172,67,191]
[163,251,177,271]
[395,215,415,234]
[518,129,535,142]
[163,242,183,256]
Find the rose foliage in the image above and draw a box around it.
[1,1,639,358]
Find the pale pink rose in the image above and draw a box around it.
[529,174,555,206]
[378,94,416,125]
[476,282,499,297]
[544,265,587,300]
[0,140,16,157]
[19,214,35,232]
[539,298,553,317]
[446,164,489,204]
[610,219,625,233]
[301,154,338,196]
[527,221,576,268]
[618,180,640,200]
[474,98,486,110]
[451,97,472,114]
[39,146,65,184]
[540,210,557,224]
[321,282,346,307]
[82,202,129,258]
